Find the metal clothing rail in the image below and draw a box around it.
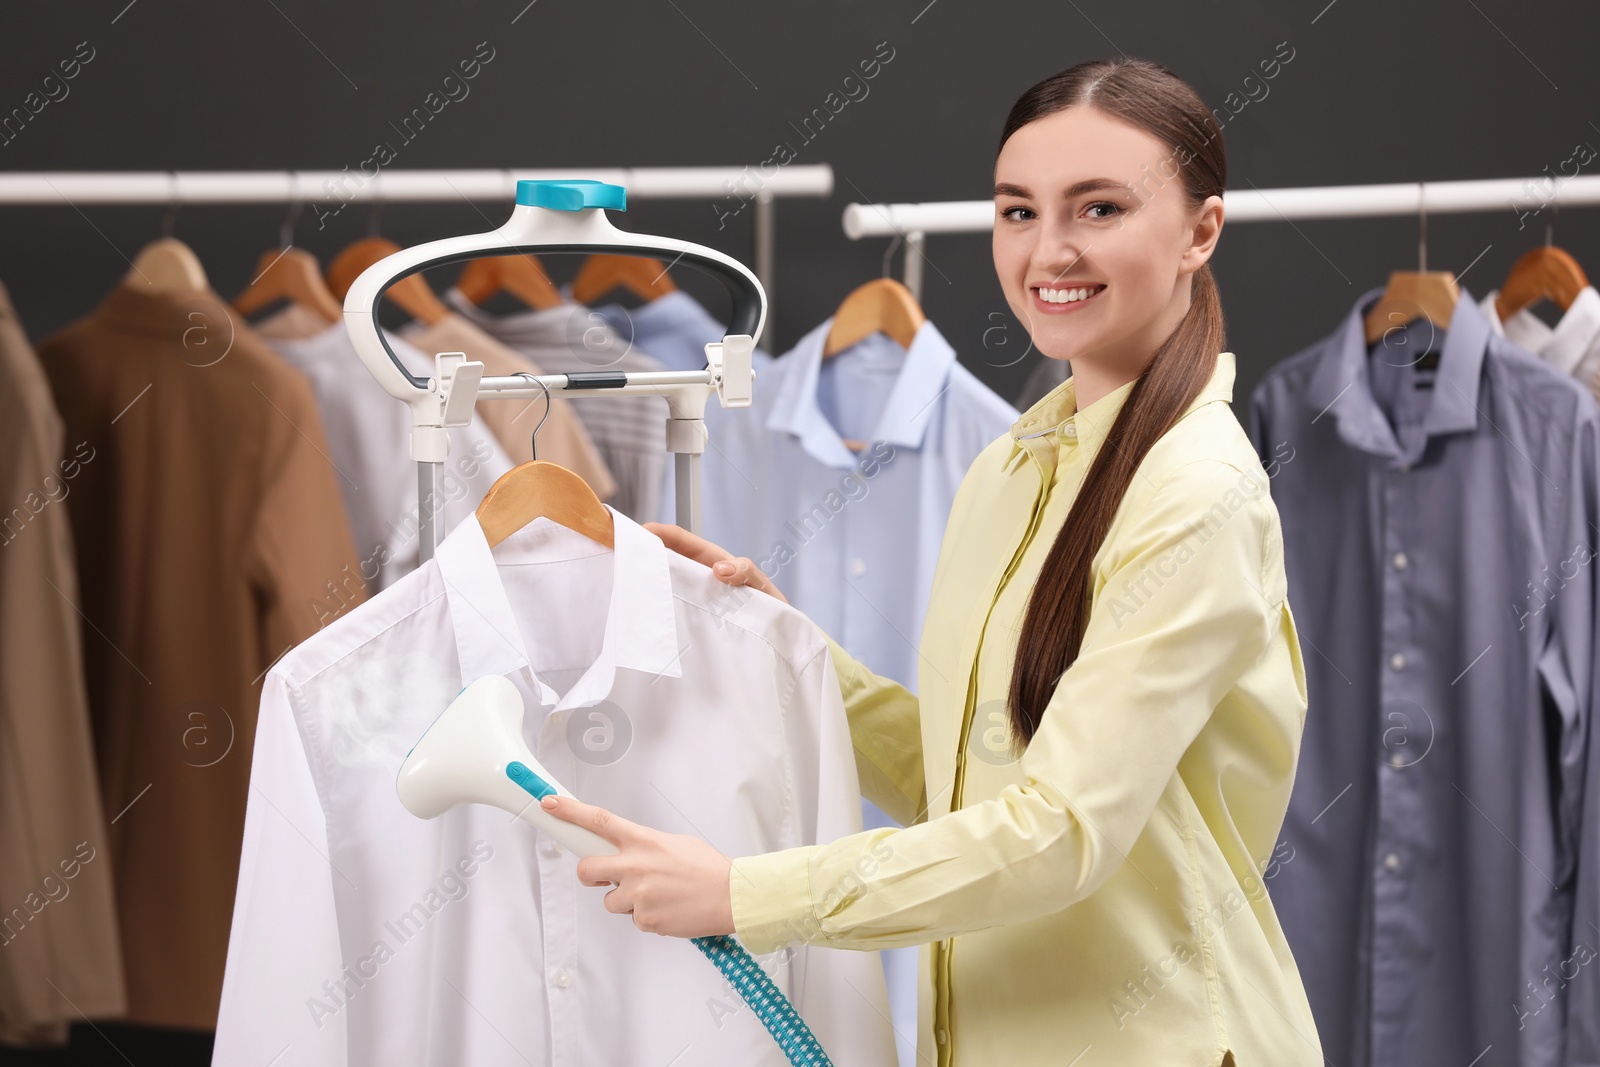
[842,173,1600,302]
[0,165,833,340]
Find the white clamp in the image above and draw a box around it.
[410,351,484,463]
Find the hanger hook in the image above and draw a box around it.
[161,170,181,239]
[881,232,903,279]
[517,373,553,461]
[1417,180,1428,273]
[1546,200,1558,248]
[279,172,304,250]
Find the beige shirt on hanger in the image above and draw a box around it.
[37,284,367,1030]
[0,280,125,1045]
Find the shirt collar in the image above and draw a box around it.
[766,317,958,469]
[1004,350,1238,475]
[1305,286,1489,461]
[433,508,682,711]
[1484,285,1600,377]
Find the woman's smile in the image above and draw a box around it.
[1031,282,1107,313]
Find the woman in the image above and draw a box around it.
[541,57,1322,1065]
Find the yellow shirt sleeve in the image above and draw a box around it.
[730,459,1281,956]
[811,624,928,830]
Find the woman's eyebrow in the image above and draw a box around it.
[994,178,1136,199]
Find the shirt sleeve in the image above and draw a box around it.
[249,367,369,648]
[729,459,1281,956]
[213,671,347,1065]
[806,620,928,830]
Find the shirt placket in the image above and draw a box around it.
[533,686,581,1065]
[933,417,1072,1066]
[1369,448,1425,1066]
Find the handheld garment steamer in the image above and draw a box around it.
[360,180,831,1065]
[397,677,835,1067]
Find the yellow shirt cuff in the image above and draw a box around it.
[729,845,819,956]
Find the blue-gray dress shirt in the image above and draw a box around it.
[1247,287,1600,1067]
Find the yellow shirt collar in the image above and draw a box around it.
[1008,351,1238,467]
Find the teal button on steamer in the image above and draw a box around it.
[399,675,835,1066]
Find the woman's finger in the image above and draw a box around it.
[539,794,640,848]
[715,557,789,605]
[643,522,734,568]
[646,523,789,604]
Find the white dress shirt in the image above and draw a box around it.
[214,509,895,1067]
[1480,284,1600,401]
[255,311,514,590]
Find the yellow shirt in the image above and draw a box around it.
[729,350,1323,1066]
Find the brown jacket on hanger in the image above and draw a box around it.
[0,280,126,1045]
[37,283,367,1030]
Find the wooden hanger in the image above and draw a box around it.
[823,278,925,358]
[126,237,208,293]
[477,461,614,549]
[1363,271,1460,344]
[325,237,450,325]
[233,246,342,324]
[1495,245,1588,322]
[571,254,678,305]
[1364,184,1460,345]
[456,254,563,310]
[478,378,613,548]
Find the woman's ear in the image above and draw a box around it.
[1181,194,1225,273]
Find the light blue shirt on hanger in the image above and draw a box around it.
[698,315,1018,699]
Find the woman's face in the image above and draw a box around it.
[993,104,1222,370]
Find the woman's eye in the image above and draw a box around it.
[999,205,1035,222]
[1085,201,1124,220]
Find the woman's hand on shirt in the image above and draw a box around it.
[644,523,789,605]
[539,793,737,938]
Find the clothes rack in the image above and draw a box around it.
[841,173,1600,303]
[0,165,832,340]
[0,167,822,560]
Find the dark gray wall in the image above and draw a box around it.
[5,0,1599,408]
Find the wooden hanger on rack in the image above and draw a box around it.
[455,254,563,310]
[233,246,342,324]
[476,382,614,548]
[126,237,209,293]
[571,254,678,305]
[325,237,450,325]
[1363,185,1459,345]
[1362,271,1460,344]
[1495,245,1588,322]
[824,277,925,358]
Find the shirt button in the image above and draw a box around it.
[1390,652,1406,671]
[1392,552,1408,570]
[543,839,563,856]
[1383,852,1401,872]
[1388,751,1406,769]
[553,969,571,988]
[849,558,868,577]
[1059,421,1077,438]
[935,1028,948,1045]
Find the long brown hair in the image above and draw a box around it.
[1003,58,1227,747]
